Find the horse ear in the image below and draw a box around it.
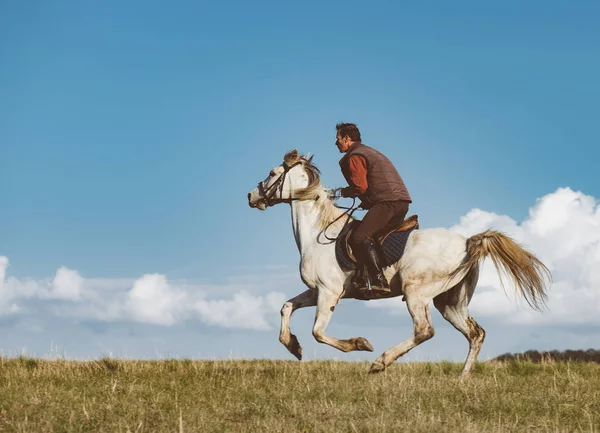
[306,152,314,163]
[284,149,300,165]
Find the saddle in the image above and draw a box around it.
[335,215,419,271]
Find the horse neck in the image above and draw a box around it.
[290,199,324,253]
[289,193,349,255]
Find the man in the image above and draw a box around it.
[335,122,412,294]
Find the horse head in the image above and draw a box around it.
[247,149,317,210]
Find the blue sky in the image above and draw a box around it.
[1,1,600,362]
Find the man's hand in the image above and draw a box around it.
[327,188,342,200]
[328,187,357,199]
[340,187,356,198]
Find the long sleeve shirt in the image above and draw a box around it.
[343,155,368,196]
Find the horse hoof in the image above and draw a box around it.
[355,337,373,352]
[368,360,386,374]
[289,334,302,361]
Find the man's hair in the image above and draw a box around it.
[336,123,361,142]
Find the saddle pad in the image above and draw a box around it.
[335,220,418,271]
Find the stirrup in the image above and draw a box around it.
[369,284,391,294]
[368,273,390,293]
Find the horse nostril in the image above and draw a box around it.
[247,192,251,200]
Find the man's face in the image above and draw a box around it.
[335,133,352,153]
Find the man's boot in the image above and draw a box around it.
[360,238,390,294]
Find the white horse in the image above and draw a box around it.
[247,149,551,376]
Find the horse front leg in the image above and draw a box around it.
[279,289,318,360]
[311,289,374,353]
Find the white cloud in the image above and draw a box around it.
[0,257,42,315]
[191,291,286,330]
[125,274,185,326]
[0,258,290,330]
[0,256,7,281]
[51,267,84,301]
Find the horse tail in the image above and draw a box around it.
[449,230,551,311]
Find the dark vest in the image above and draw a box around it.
[339,142,412,208]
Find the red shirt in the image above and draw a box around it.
[347,155,368,194]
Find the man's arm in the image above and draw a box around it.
[341,155,368,198]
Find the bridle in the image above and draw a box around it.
[257,161,304,207]
[256,158,361,242]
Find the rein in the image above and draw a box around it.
[322,197,360,243]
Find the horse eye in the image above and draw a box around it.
[270,170,276,177]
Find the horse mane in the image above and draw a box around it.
[283,150,352,230]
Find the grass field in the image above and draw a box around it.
[1,357,599,432]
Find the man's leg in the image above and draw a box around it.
[374,200,410,239]
[350,202,403,292]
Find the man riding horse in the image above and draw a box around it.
[334,122,412,294]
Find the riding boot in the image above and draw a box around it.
[349,241,368,290]
[360,238,390,293]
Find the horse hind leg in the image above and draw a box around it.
[312,289,374,353]
[369,294,435,374]
[280,290,318,360]
[433,272,485,377]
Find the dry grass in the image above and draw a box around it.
[1,357,599,432]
